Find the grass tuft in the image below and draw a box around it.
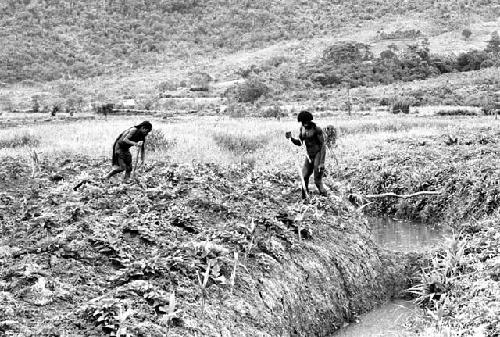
[0,133,39,149]
[212,132,270,155]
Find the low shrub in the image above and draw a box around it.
[377,29,422,40]
[157,80,178,92]
[435,109,478,116]
[261,105,283,119]
[225,78,270,103]
[225,103,249,118]
[212,133,269,154]
[323,125,338,148]
[391,99,410,114]
[0,133,40,148]
[146,130,177,152]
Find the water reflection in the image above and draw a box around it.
[333,300,417,337]
[369,217,451,252]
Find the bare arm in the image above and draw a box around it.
[317,128,327,167]
[119,128,141,147]
[140,142,146,163]
[290,127,303,146]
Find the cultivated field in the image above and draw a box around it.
[1,112,499,336]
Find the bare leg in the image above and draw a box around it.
[302,156,314,199]
[106,168,123,179]
[123,169,131,181]
[313,155,327,196]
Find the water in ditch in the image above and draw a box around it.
[332,218,451,336]
[370,217,452,253]
[334,300,418,337]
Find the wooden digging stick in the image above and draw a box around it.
[296,159,309,199]
[132,146,141,177]
[364,190,443,199]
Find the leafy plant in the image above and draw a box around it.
[81,298,134,335]
[147,130,177,152]
[196,260,212,318]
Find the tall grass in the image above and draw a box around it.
[212,132,270,154]
[0,115,495,169]
[0,133,39,148]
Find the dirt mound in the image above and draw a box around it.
[0,157,414,336]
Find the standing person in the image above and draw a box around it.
[105,121,152,181]
[286,111,327,198]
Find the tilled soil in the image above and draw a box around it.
[0,156,414,337]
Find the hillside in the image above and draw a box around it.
[1,0,499,84]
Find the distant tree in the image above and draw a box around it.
[485,31,500,54]
[387,43,399,52]
[0,95,14,113]
[456,50,489,71]
[31,95,40,113]
[322,42,373,64]
[462,28,472,40]
[380,49,397,60]
[227,77,270,103]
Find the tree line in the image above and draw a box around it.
[1,0,498,83]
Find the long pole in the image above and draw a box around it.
[133,146,141,177]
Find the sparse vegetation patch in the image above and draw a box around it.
[212,132,270,154]
[0,133,39,149]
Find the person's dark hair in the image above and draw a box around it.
[135,121,152,131]
[297,110,313,123]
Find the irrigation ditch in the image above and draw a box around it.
[0,126,499,336]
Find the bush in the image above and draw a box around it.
[157,80,178,92]
[212,133,269,154]
[462,29,472,40]
[456,50,489,71]
[391,99,410,114]
[322,41,373,64]
[379,97,390,106]
[225,103,248,118]
[378,29,422,40]
[435,109,478,116]
[226,78,270,103]
[0,134,39,148]
[485,31,500,54]
[146,130,177,152]
[31,95,41,113]
[261,105,283,119]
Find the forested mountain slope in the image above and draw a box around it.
[1,0,499,83]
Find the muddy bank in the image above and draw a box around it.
[0,156,417,336]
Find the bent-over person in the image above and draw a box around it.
[286,111,327,198]
[105,121,152,181]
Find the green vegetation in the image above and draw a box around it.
[346,128,500,222]
[0,151,410,336]
[305,34,500,88]
[0,133,39,149]
[225,78,270,103]
[146,129,177,152]
[1,0,499,84]
[1,0,500,334]
[0,115,499,336]
[212,132,270,154]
